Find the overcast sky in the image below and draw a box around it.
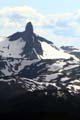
[0,0,80,48]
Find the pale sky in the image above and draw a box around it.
[0,0,80,14]
[0,0,80,48]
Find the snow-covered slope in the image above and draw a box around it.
[40,42,79,60]
[0,37,26,58]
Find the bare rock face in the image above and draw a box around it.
[25,22,33,34]
[23,22,34,41]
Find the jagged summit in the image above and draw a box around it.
[22,22,35,42]
[25,22,33,34]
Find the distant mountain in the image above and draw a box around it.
[0,22,78,60]
[61,46,80,59]
[0,22,79,95]
[0,22,80,115]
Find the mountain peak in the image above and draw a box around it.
[25,22,33,34]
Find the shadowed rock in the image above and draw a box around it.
[25,22,33,34]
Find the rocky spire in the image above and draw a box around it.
[25,22,33,34]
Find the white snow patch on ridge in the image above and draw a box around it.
[40,41,78,60]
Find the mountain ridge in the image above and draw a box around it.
[0,22,80,95]
[0,22,79,61]
[61,46,80,59]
